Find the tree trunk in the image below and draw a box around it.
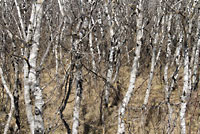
[192,12,200,90]
[104,0,115,107]
[180,20,190,134]
[24,1,45,133]
[117,0,143,133]
[72,17,84,134]
[0,67,15,134]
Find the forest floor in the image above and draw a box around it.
[1,65,200,134]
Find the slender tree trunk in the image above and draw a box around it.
[13,57,20,133]
[14,0,26,39]
[89,17,96,73]
[97,8,104,63]
[23,2,38,132]
[164,13,173,133]
[54,42,59,76]
[169,17,183,94]
[192,12,200,90]
[180,44,189,134]
[23,1,45,133]
[24,53,34,134]
[143,0,163,105]
[0,67,15,134]
[72,15,84,134]
[72,55,83,134]
[6,29,21,133]
[180,20,190,134]
[117,0,143,133]
[104,0,114,107]
[30,1,44,133]
[187,0,198,93]
[12,42,21,133]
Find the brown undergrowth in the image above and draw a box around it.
[0,65,200,134]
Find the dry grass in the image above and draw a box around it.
[1,65,200,134]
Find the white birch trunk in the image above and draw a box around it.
[125,46,130,63]
[72,16,84,134]
[142,2,163,131]
[72,63,82,134]
[143,0,162,105]
[105,47,114,106]
[143,45,156,106]
[58,0,65,17]
[104,0,114,106]
[23,7,38,132]
[30,1,44,133]
[180,29,190,134]
[57,0,67,76]
[7,31,21,132]
[117,0,143,133]
[172,39,182,66]
[180,48,189,134]
[170,24,183,93]
[24,54,34,134]
[192,13,200,90]
[97,8,104,63]
[89,17,96,73]
[14,0,26,39]
[187,0,198,92]
[179,2,198,133]
[0,67,15,134]
[23,0,44,133]
[54,42,59,76]
[164,13,173,133]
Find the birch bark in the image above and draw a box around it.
[13,56,20,132]
[0,67,15,134]
[89,16,96,73]
[72,8,84,134]
[23,0,45,133]
[72,30,83,134]
[192,10,200,90]
[30,1,45,133]
[104,0,115,107]
[72,55,83,134]
[143,0,163,106]
[180,41,189,134]
[14,0,26,39]
[164,13,173,133]
[23,3,36,132]
[180,18,190,134]
[187,0,198,92]
[117,0,143,133]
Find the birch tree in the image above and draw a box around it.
[191,8,200,91]
[71,1,86,133]
[20,0,45,133]
[180,14,190,134]
[164,12,173,133]
[118,0,144,133]
[0,69,14,134]
[0,60,15,134]
[143,0,163,107]
[104,0,115,107]
[1,0,200,133]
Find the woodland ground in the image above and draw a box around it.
[0,65,200,134]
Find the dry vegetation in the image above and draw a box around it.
[1,62,200,134]
[0,0,200,134]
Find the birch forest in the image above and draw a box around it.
[1,0,200,134]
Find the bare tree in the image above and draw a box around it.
[0,65,14,134]
[118,0,144,133]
